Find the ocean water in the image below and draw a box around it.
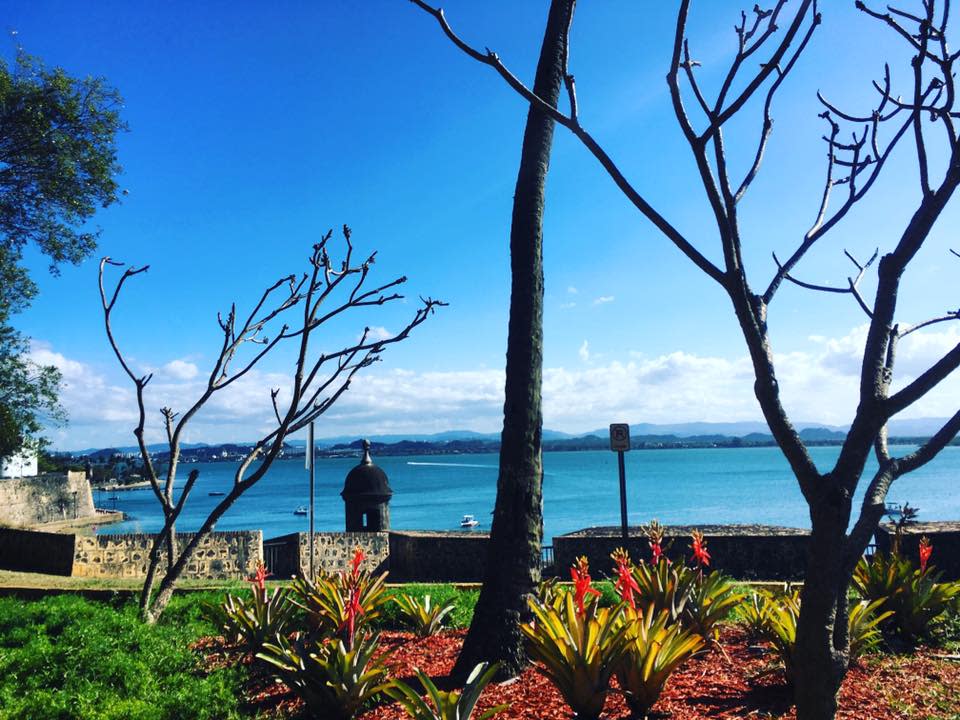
[96,444,960,543]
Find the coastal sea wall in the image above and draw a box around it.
[263,532,390,579]
[875,522,960,581]
[72,531,263,580]
[553,525,810,581]
[0,472,95,527]
[0,527,76,575]
[387,530,488,583]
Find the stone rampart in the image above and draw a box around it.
[263,532,389,579]
[0,471,95,527]
[0,527,76,575]
[874,521,960,580]
[388,530,488,583]
[72,530,262,580]
[553,525,810,581]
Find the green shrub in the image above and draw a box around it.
[682,571,746,639]
[380,584,478,630]
[258,632,390,720]
[853,551,960,644]
[743,590,892,683]
[615,606,704,718]
[392,593,455,637]
[520,559,629,720]
[387,662,507,720]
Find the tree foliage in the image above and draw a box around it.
[0,48,124,453]
[0,48,124,311]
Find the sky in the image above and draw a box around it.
[4,0,959,450]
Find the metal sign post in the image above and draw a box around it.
[307,421,316,580]
[609,423,631,540]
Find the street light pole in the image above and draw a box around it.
[308,421,315,580]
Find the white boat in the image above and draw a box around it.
[294,505,308,516]
[460,514,479,528]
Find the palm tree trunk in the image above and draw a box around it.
[452,0,576,680]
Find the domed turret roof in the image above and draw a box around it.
[341,440,392,499]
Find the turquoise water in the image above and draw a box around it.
[96,444,960,543]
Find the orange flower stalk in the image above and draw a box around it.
[611,547,640,609]
[248,560,272,592]
[690,530,711,568]
[919,536,933,574]
[644,519,669,564]
[350,546,366,581]
[570,556,601,616]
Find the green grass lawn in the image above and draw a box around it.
[0,583,481,720]
[0,592,248,720]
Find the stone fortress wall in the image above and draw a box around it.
[0,471,95,527]
[72,531,264,580]
[4,523,960,582]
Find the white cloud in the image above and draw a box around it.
[163,359,199,380]
[363,326,393,342]
[578,340,590,363]
[567,286,579,295]
[593,296,615,306]
[32,322,960,449]
[559,301,577,310]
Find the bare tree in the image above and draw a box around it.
[101,227,442,624]
[412,1,960,717]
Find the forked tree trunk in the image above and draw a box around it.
[452,0,576,679]
[793,497,852,719]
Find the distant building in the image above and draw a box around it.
[1,449,38,479]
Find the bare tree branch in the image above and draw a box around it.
[102,232,441,622]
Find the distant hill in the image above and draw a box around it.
[60,418,955,457]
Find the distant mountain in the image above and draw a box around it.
[60,418,954,456]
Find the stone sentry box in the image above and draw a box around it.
[554,525,811,581]
[340,440,392,532]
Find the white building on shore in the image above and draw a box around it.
[1,449,38,479]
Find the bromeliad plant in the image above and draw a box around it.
[853,539,960,644]
[206,561,293,654]
[386,662,507,720]
[631,555,697,623]
[745,590,892,683]
[258,631,390,720]
[291,546,389,647]
[393,593,456,637]
[683,568,746,640]
[520,557,629,720]
[615,605,705,718]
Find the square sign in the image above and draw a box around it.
[609,423,631,452]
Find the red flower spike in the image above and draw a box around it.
[691,530,711,568]
[247,561,272,592]
[351,546,366,580]
[919,536,933,574]
[611,547,640,609]
[570,556,601,616]
[644,519,670,565]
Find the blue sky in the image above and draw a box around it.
[4,1,959,449]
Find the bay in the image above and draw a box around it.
[96,444,960,543]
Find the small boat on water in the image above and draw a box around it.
[208,491,225,497]
[294,506,308,516]
[460,514,479,528]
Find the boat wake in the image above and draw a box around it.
[407,461,497,469]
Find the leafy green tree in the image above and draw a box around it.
[0,48,125,452]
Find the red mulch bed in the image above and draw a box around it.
[198,629,960,719]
